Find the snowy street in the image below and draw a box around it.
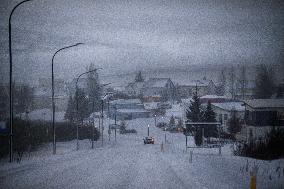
[0,118,283,189]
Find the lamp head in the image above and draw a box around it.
[76,43,84,46]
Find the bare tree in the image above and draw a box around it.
[254,64,276,99]
[238,64,247,100]
[228,66,236,99]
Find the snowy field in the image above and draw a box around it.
[0,117,283,189]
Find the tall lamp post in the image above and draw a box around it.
[75,68,101,150]
[9,0,34,163]
[51,43,83,155]
[147,124,150,136]
[101,92,113,147]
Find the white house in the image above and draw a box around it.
[211,102,245,132]
[142,78,176,102]
[109,99,151,120]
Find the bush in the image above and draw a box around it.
[0,118,100,159]
[234,127,284,160]
[119,120,137,134]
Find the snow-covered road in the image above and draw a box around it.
[1,117,283,189]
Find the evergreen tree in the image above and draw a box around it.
[254,64,276,99]
[64,95,76,122]
[186,86,202,122]
[87,63,102,113]
[194,127,203,146]
[202,101,218,138]
[75,88,90,122]
[135,71,144,82]
[185,87,204,145]
[169,115,175,130]
[227,109,242,135]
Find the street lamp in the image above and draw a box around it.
[8,0,34,163]
[147,124,150,136]
[75,68,102,150]
[101,92,113,146]
[51,43,83,155]
[154,114,157,127]
[164,127,167,143]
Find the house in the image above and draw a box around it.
[125,81,144,97]
[109,99,151,120]
[142,78,176,102]
[200,95,232,104]
[176,79,216,98]
[210,102,245,132]
[237,99,284,142]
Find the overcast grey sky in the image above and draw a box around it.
[0,0,283,83]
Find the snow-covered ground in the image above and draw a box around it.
[0,117,283,189]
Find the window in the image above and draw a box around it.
[224,114,228,120]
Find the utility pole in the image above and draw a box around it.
[114,104,117,142]
[164,127,167,143]
[108,99,110,141]
[101,99,104,147]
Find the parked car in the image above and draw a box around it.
[143,136,155,144]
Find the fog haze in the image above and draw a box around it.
[0,0,283,84]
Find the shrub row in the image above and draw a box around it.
[0,118,100,159]
[234,127,284,160]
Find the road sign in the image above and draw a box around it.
[0,121,8,134]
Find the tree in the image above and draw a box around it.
[227,109,242,135]
[186,86,202,122]
[254,64,276,99]
[87,63,102,113]
[202,101,218,138]
[216,68,226,96]
[64,95,76,122]
[185,87,204,145]
[169,115,175,130]
[194,127,203,146]
[135,71,144,82]
[13,84,34,114]
[228,66,236,99]
[238,64,247,100]
[75,88,90,122]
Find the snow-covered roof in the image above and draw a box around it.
[117,109,150,113]
[200,95,229,99]
[212,102,245,112]
[245,99,284,109]
[111,99,142,105]
[144,78,170,88]
[144,102,158,110]
[176,79,212,87]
